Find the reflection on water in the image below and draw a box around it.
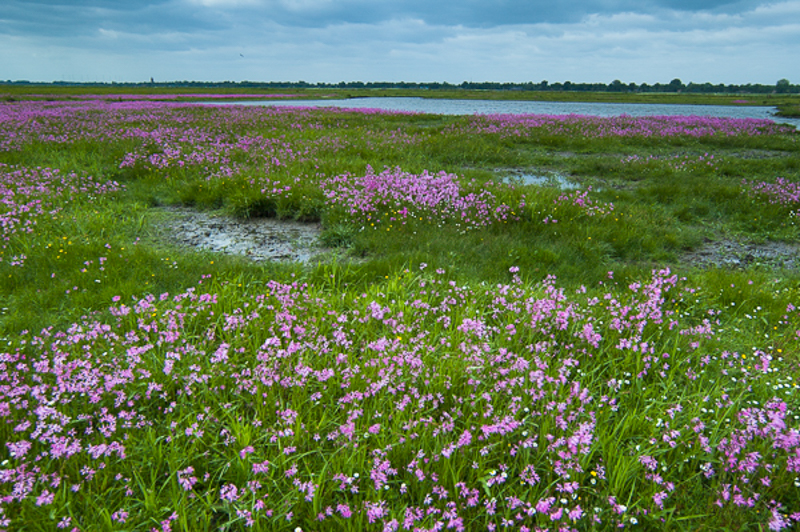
[204,97,800,129]
[500,172,581,190]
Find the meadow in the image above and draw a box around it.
[1,93,799,531]
[3,84,799,108]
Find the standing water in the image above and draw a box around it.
[205,97,800,129]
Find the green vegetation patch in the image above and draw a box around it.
[1,94,799,531]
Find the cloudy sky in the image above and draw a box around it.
[1,0,797,84]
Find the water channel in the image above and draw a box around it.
[207,97,800,129]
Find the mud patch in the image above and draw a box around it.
[155,207,325,263]
[682,239,799,270]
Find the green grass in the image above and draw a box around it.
[3,83,800,109]
[1,92,799,531]
[776,103,800,118]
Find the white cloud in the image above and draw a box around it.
[187,0,263,7]
[278,0,336,11]
[751,0,800,16]
[97,28,120,39]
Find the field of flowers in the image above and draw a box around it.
[1,94,799,531]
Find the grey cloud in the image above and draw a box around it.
[0,0,223,39]
[226,0,632,28]
[649,0,765,11]
[1,0,777,41]
[2,0,796,84]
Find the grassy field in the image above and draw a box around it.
[3,84,800,109]
[1,92,799,531]
[776,104,800,118]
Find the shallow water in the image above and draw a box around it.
[204,97,800,129]
[500,172,582,190]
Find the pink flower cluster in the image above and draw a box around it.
[321,166,523,230]
[744,178,800,217]
[0,163,122,251]
[543,187,614,223]
[72,93,300,100]
[555,187,614,216]
[462,114,794,139]
[0,99,415,154]
[1,268,798,529]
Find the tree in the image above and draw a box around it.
[609,79,624,92]
[668,78,684,92]
[776,79,791,93]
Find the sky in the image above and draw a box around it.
[1,0,798,85]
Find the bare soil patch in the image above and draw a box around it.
[682,238,799,270]
[154,207,326,263]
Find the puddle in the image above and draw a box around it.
[682,239,799,270]
[497,170,581,190]
[155,207,325,263]
[520,173,581,189]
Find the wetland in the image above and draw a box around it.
[1,91,799,531]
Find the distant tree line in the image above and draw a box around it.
[2,78,798,94]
